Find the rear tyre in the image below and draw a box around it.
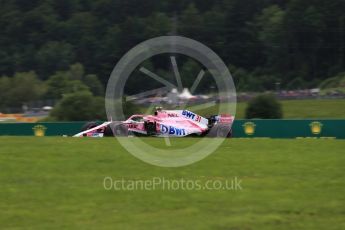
[144,122,156,136]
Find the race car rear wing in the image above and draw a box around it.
[208,114,235,126]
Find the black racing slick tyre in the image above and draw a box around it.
[144,121,156,136]
[104,125,114,137]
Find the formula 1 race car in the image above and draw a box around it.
[74,108,234,138]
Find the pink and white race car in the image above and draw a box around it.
[74,108,234,138]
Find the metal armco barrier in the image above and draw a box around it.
[0,120,344,139]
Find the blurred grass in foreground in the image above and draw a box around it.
[0,137,344,229]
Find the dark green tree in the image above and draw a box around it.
[45,71,89,100]
[35,41,75,79]
[245,94,283,119]
[83,74,104,96]
[50,90,106,121]
[0,76,12,110]
[0,71,45,108]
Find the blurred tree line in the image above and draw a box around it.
[0,0,345,112]
[0,63,104,118]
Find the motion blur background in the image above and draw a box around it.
[1,2,345,229]
[0,0,344,122]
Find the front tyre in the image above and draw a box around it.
[81,121,98,132]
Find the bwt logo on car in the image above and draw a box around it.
[182,110,201,122]
[160,124,186,136]
[182,110,195,119]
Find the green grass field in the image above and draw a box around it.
[1,137,344,229]
[280,99,345,119]
[181,99,345,119]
